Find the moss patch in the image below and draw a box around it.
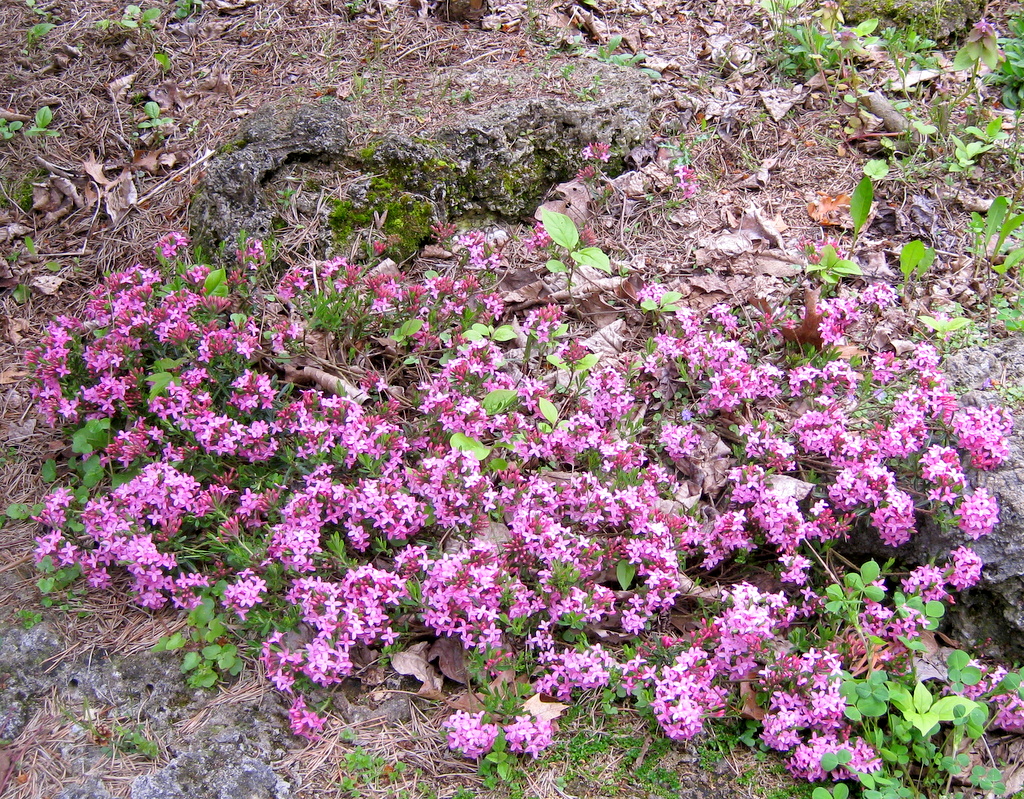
[328,180,435,262]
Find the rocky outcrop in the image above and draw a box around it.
[190,60,653,260]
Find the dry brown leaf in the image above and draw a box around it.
[447,691,486,713]
[31,274,64,295]
[581,318,625,358]
[104,170,138,226]
[807,192,852,227]
[51,177,85,208]
[108,72,137,102]
[132,150,170,175]
[420,245,452,259]
[301,367,369,404]
[0,369,29,385]
[766,475,815,502]
[428,637,468,685]
[0,223,31,245]
[739,680,766,720]
[779,288,823,350]
[82,154,113,187]
[198,66,235,97]
[738,205,785,249]
[149,81,188,111]
[523,693,568,722]
[391,641,444,695]
[4,318,29,346]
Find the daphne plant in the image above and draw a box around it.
[23,230,1018,793]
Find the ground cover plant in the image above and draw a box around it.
[6,0,1024,795]
[20,200,1021,797]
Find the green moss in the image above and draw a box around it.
[13,169,46,213]
[216,139,247,156]
[328,185,435,263]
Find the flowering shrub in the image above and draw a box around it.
[26,232,1020,794]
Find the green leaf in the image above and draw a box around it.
[913,681,933,714]
[491,325,517,342]
[450,432,491,461]
[147,371,175,400]
[72,418,111,454]
[538,397,558,425]
[482,389,518,415]
[540,208,580,251]
[181,651,201,672]
[863,159,889,180]
[154,52,171,70]
[34,106,53,129]
[41,459,57,483]
[860,560,880,584]
[985,196,1008,244]
[203,268,227,297]
[924,600,945,619]
[545,259,567,274]
[850,175,873,234]
[616,560,637,591]
[396,317,424,340]
[570,246,611,273]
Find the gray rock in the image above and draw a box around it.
[191,61,652,258]
[0,623,64,739]
[131,751,290,799]
[66,648,196,731]
[841,0,984,41]
[55,777,114,799]
[188,695,298,761]
[190,100,352,249]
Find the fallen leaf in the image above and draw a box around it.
[108,72,137,102]
[427,637,468,685]
[766,474,814,502]
[523,693,568,722]
[391,641,444,695]
[581,318,625,357]
[0,369,29,384]
[31,274,64,295]
[198,65,235,97]
[83,153,113,187]
[807,192,852,227]
[0,223,31,244]
[759,86,805,121]
[420,245,452,259]
[104,170,138,226]
[447,691,486,712]
[3,318,29,345]
[738,205,785,249]
[4,420,35,443]
[739,680,766,720]
[301,367,369,403]
[779,288,823,350]
[149,81,188,111]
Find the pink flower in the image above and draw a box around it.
[444,711,500,759]
[957,488,999,539]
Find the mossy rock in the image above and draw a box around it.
[841,0,984,41]
[191,60,654,260]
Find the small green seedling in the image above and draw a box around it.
[0,120,23,140]
[24,106,58,137]
[26,22,56,49]
[138,101,174,137]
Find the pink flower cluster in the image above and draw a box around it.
[27,234,1016,782]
